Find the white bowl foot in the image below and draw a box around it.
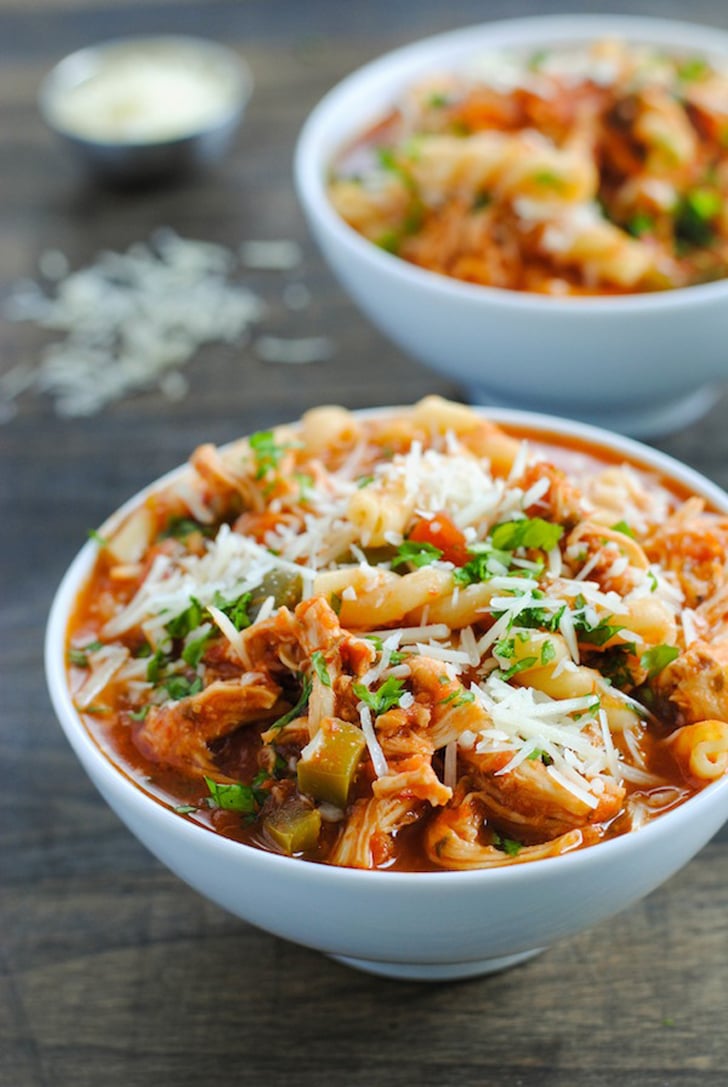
[329,947,544,981]
[463,382,722,438]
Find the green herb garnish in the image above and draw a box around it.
[353,676,406,715]
[626,213,654,238]
[533,170,565,191]
[87,529,108,548]
[500,656,538,681]
[211,590,252,631]
[269,676,313,731]
[311,650,332,688]
[204,777,260,815]
[492,832,523,856]
[391,540,443,569]
[249,430,286,479]
[675,188,721,247]
[182,630,213,669]
[640,644,680,678]
[162,517,210,540]
[68,640,103,667]
[129,705,151,722]
[453,543,512,586]
[472,191,492,212]
[540,639,556,666]
[162,674,203,701]
[165,597,203,640]
[677,56,708,82]
[490,518,564,553]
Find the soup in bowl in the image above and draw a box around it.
[46,398,728,979]
[295,16,728,435]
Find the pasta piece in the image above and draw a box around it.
[315,566,453,629]
[668,720,728,784]
[328,175,412,242]
[299,405,360,457]
[408,132,598,206]
[347,482,415,546]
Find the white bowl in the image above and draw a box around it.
[295,15,728,438]
[45,408,728,981]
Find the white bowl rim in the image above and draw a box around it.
[39,33,254,147]
[295,13,728,313]
[46,404,728,888]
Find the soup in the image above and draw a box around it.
[67,398,728,869]
[328,39,728,295]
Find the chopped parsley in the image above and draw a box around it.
[528,48,549,71]
[366,635,404,665]
[494,636,516,660]
[311,650,332,688]
[205,777,260,815]
[68,640,103,667]
[181,630,213,669]
[540,639,556,666]
[146,648,169,684]
[675,188,721,248]
[165,597,203,640]
[492,832,523,856]
[599,647,637,691]
[499,656,538,681]
[626,212,654,238]
[87,528,108,547]
[162,674,203,701]
[677,56,708,82]
[472,191,492,212]
[428,91,450,108]
[611,520,635,538]
[269,676,312,731]
[572,602,625,647]
[391,540,443,569]
[128,705,151,722]
[356,475,375,489]
[211,590,253,631]
[527,748,554,766]
[249,430,286,479]
[439,688,475,708]
[533,170,565,191]
[490,518,564,553]
[353,676,406,715]
[161,517,210,540]
[295,473,315,502]
[453,543,512,586]
[376,230,401,254]
[640,644,680,678]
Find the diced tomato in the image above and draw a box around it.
[408,511,470,566]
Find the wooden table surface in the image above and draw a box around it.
[2,2,727,1084]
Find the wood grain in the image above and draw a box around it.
[1,3,727,1085]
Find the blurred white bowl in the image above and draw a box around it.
[295,15,728,437]
[39,35,252,185]
[45,407,728,981]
